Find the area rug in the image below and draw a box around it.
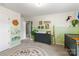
[11,46,48,56]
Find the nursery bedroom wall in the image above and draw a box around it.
[0,6,21,51]
[28,11,79,45]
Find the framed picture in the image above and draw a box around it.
[38,26,41,29]
[45,24,49,29]
[39,21,42,25]
[44,21,50,24]
[41,26,44,29]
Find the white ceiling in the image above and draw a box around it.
[0,3,79,17]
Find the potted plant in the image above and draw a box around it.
[31,29,38,39]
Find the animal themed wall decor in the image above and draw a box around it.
[66,16,72,21]
[12,19,19,27]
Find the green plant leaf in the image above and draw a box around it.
[71,19,79,27]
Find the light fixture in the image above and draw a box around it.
[34,3,46,7]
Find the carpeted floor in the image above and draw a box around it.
[0,40,69,56]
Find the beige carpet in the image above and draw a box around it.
[0,40,69,56]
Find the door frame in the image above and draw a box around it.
[26,21,32,39]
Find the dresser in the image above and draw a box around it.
[65,34,79,56]
[34,33,51,45]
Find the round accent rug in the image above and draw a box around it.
[12,46,48,56]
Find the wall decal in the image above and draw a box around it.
[66,16,72,21]
[11,28,21,44]
[12,19,19,26]
[71,19,79,27]
[77,12,79,20]
[77,12,79,19]
[11,19,20,45]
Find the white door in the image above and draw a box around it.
[0,14,10,52]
